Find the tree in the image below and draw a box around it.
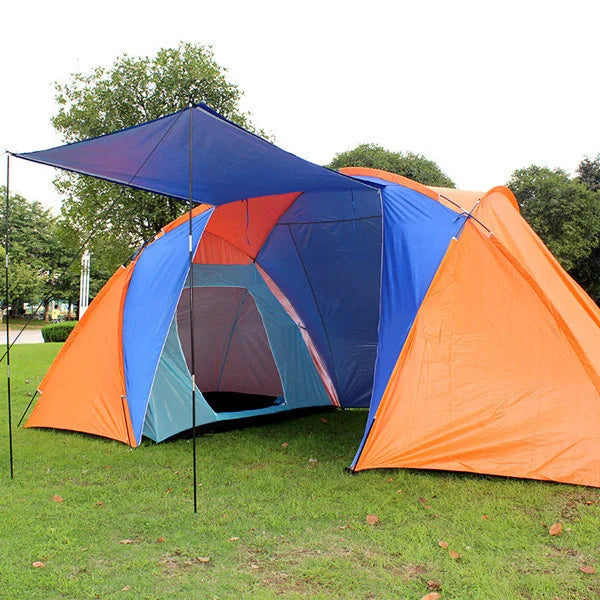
[51,219,132,315]
[576,154,600,192]
[570,155,600,302]
[326,143,455,188]
[507,166,600,292]
[0,186,59,316]
[52,42,265,256]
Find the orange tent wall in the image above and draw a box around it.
[194,192,301,264]
[25,264,136,445]
[473,189,600,388]
[157,204,212,236]
[355,220,600,486]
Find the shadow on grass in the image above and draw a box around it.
[165,405,340,440]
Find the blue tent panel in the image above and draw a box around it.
[15,105,372,206]
[277,188,381,223]
[122,208,212,444]
[257,224,337,390]
[350,183,466,467]
[143,318,216,442]
[258,188,383,407]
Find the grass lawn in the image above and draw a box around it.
[0,317,48,330]
[0,344,599,599]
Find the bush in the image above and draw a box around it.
[41,321,78,343]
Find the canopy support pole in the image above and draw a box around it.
[4,154,13,478]
[188,106,198,514]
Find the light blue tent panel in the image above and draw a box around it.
[144,262,331,441]
[143,318,215,442]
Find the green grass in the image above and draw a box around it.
[0,344,599,599]
[0,317,47,330]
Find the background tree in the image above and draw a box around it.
[52,42,266,279]
[0,186,60,317]
[51,220,132,317]
[571,155,600,301]
[507,166,600,302]
[326,143,455,187]
[576,154,600,192]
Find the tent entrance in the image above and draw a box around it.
[176,286,284,413]
[202,392,283,413]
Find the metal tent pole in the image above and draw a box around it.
[188,105,198,514]
[4,154,13,478]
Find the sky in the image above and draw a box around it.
[2,0,600,213]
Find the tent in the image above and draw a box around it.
[15,105,600,487]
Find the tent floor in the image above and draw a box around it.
[202,391,283,413]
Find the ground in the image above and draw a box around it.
[0,344,599,599]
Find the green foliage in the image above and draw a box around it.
[52,42,266,248]
[51,219,130,305]
[41,321,77,342]
[508,166,600,279]
[0,186,63,314]
[40,321,78,342]
[326,143,456,187]
[2,344,600,599]
[576,154,600,192]
[570,155,600,301]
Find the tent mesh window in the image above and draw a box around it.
[176,286,284,412]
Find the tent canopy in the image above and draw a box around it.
[15,107,600,489]
[15,104,371,205]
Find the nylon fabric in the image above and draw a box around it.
[194,231,253,265]
[257,187,383,407]
[183,264,331,411]
[143,318,215,442]
[277,189,381,223]
[176,287,283,396]
[17,106,371,205]
[473,190,600,387]
[25,265,135,444]
[123,209,212,444]
[351,184,466,466]
[256,265,339,406]
[199,193,301,260]
[339,167,440,202]
[257,225,337,391]
[143,262,331,441]
[285,219,381,407]
[355,222,600,486]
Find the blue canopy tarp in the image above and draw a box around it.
[15,104,370,205]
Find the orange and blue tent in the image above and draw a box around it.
[15,105,600,487]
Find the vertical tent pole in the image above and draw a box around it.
[4,154,13,478]
[188,105,198,514]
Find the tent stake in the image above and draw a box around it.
[4,154,13,478]
[188,105,198,514]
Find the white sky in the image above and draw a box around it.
[2,0,600,212]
